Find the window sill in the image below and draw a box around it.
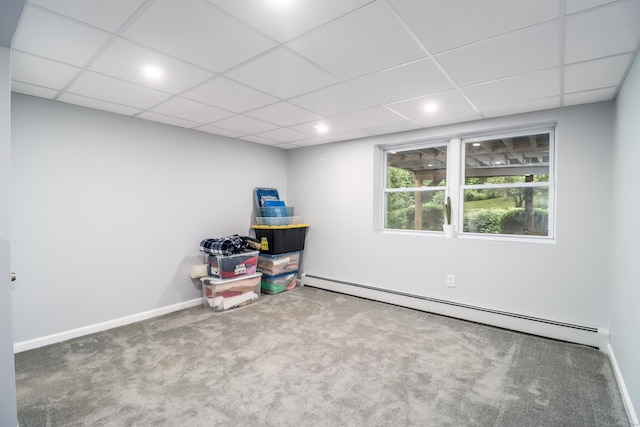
[381,228,556,244]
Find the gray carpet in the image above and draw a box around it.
[15,286,629,427]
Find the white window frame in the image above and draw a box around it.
[382,140,449,233]
[380,126,556,243]
[459,127,555,241]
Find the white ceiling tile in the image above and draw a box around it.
[28,0,147,32]
[57,92,142,116]
[564,54,632,93]
[66,71,172,109]
[292,137,334,147]
[246,102,321,127]
[11,51,80,89]
[413,110,484,128]
[463,69,560,108]
[183,77,278,113]
[227,48,337,99]
[388,0,558,54]
[122,0,276,72]
[288,2,425,80]
[388,90,476,122]
[11,81,60,99]
[13,6,111,67]
[272,143,300,150]
[323,106,409,134]
[566,0,619,15]
[347,59,454,104]
[289,83,379,117]
[325,130,373,142]
[212,115,279,135]
[137,111,200,129]
[436,22,559,87]
[10,0,640,147]
[255,127,314,143]
[479,97,560,118]
[195,125,245,139]
[150,97,234,124]
[206,0,372,43]
[239,134,280,145]
[564,87,617,105]
[90,39,214,94]
[565,0,640,63]
[367,121,421,136]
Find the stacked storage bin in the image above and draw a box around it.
[201,249,262,312]
[257,252,300,294]
[252,188,309,295]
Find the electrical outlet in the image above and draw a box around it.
[447,274,456,288]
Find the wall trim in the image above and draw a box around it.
[13,298,203,353]
[608,343,640,426]
[302,274,609,351]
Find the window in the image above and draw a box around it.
[462,130,553,237]
[382,127,555,240]
[384,143,448,231]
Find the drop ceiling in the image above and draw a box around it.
[10,0,640,149]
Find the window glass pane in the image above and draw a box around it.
[465,133,549,183]
[463,188,549,236]
[387,146,447,189]
[385,190,445,231]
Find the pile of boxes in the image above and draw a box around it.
[199,188,309,312]
[252,188,309,295]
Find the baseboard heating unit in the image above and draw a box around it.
[301,274,609,352]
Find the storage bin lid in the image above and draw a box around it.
[258,251,300,258]
[201,272,262,284]
[251,224,309,229]
[261,270,299,279]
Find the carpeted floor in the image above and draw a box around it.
[15,286,629,426]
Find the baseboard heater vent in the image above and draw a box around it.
[302,274,608,352]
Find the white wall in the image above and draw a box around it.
[10,94,288,343]
[611,52,640,423]
[1,46,18,427]
[288,102,614,329]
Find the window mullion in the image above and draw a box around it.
[448,138,462,229]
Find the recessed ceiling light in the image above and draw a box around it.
[143,66,163,80]
[314,122,328,134]
[473,143,481,146]
[424,102,438,113]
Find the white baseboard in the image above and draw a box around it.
[302,274,609,351]
[13,298,203,353]
[608,343,640,426]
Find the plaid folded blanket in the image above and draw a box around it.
[200,235,248,256]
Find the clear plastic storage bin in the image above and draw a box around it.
[205,250,259,279]
[255,216,302,226]
[256,206,295,217]
[201,273,262,312]
[258,252,300,276]
[260,271,298,295]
